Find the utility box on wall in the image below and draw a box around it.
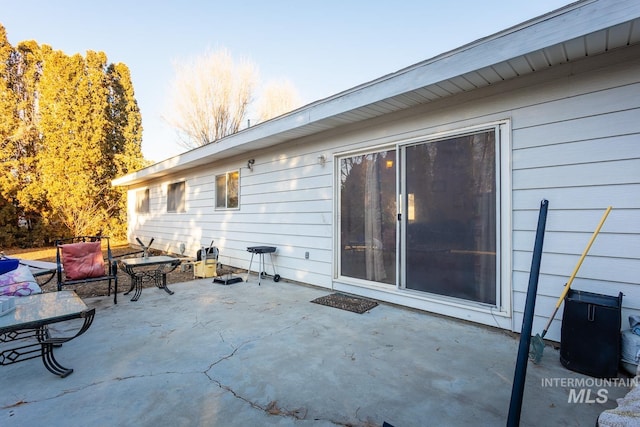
[560,289,623,378]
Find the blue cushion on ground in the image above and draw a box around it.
[0,258,19,275]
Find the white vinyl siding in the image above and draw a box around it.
[509,71,640,341]
[127,153,333,286]
[125,43,640,341]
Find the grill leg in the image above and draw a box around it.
[269,253,277,277]
[258,253,264,286]
[246,253,255,283]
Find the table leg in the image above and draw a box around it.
[41,341,74,377]
[37,310,94,377]
[133,275,143,301]
[124,276,136,296]
[123,274,143,301]
[0,335,72,377]
[36,326,73,378]
[156,271,174,295]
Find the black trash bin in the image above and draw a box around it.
[560,289,623,378]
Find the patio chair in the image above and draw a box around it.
[55,236,118,304]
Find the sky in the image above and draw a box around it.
[1,0,573,163]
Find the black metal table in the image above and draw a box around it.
[0,291,95,377]
[246,246,280,285]
[119,256,181,301]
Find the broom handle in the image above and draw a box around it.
[541,206,612,333]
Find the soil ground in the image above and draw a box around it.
[3,243,206,299]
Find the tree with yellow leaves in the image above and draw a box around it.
[0,24,146,246]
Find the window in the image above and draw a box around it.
[215,171,239,209]
[135,189,149,214]
[167,181,185,213]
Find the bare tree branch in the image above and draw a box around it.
[257,79,301,123]
[165,48,258,149]
[164,48,301,150]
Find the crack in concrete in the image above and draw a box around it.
[200,316,368,425]
[5,315,364,426]
[2,370,199,410]
[205,375,358,427]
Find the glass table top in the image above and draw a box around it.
[0,291,87,330]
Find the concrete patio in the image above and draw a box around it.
[1,276,629,426]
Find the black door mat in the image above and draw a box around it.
[311,293,378,314]
[213,266,244,285]
[213,275,243,285]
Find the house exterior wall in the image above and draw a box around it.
[127,44,640,342]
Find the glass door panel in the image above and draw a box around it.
[403,131,497,304]
[339,150,396,285]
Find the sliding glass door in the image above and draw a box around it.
[337,127,500,306]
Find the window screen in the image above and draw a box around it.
[167,182,185,213]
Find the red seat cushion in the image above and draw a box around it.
[60,241,106,280]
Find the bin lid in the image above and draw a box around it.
[566,289,622,308]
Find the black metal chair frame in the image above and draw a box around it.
[0,306,96,377]
[55,236,118,304]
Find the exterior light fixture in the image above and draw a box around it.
[247,159,255,171]
[318,154,326,166]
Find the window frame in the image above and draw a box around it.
[167,181,186,213]
[336,148,398,286]
[135,188,150,214]
[215,170,240,210]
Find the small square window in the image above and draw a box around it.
[136,189,149,214]
[167,182,185,213]
[215,171,239,209]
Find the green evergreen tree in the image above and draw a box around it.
[107,62,145,174]
[0,25,19,246]
[38,49,93,236]
[14,41,48,242]
[105,62,147,234]
[0,23,146,245]
[0,29,45,246]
